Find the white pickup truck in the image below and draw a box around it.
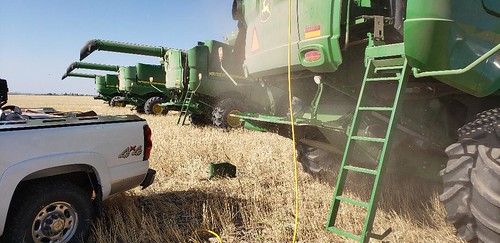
[0,79,156,242]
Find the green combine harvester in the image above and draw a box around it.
[64,61,169,114]
[62,62,125,107]
[79,39,285,128]
[227,0,499,242]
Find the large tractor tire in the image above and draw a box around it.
[109,96,126,107]
[440,108,500,243]
[211,98,245,130]
[1,180,93,243]
[144,97,168,115]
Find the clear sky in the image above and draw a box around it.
[0,0,235,94]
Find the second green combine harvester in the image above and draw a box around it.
[64,61,169,114]
[62,62,124,107]
[79,39,286,128]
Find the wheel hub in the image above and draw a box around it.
[32,201,78,242]
[227,109,242,128]
[152,104,163,114]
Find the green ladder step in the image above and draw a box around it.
[365,77,401,82]
[336,196,370,208]
[374,65,404,73]
[344,165,377,175]
[177,90,197,125]
[350,136,386,143]
[358,106,393,111]
[326,55,410,243]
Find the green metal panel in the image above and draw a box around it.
[188,40,271,103]
[404,0,500,97]
[165,49,185,89]
[95,76,106,94]
[118,64,168,96]
[242,0,343,77]
[136,63,165,84]
[187,43,209,91]
[95,74,120,97]
[119,66,137,92]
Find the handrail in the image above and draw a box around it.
[412,43,499,78]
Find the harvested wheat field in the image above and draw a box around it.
[9,95,463,243]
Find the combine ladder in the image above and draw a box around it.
[326,44,410,242]
[177,89,196,125]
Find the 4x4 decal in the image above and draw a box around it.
[118,145,143,158]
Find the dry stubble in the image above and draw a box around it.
[8,95,463,242]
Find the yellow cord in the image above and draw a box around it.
[287,0,300,242]
[191,229,222,243]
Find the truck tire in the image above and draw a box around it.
[1,180,94,243]
[440,108,500,243]
[109,96,126,107]
[144,97,167,115]
[211,98,245,129]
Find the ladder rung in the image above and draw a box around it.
[365,77,400,82]
[374,65,404,72]
[351,136,386,143]
[344,165,377,175]
[358,106,393,111]
[336,196,370,208]
[326,226,361,242]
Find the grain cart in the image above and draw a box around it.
[79,39,285,128]
[229,0,500,242]
[63,62,125,107]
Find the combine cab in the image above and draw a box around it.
[232,0,500,242]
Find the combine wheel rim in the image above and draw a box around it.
[152,103,163,115]
[227,109,242,128]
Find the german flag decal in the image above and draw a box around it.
[305,25,321,39]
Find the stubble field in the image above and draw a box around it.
[8,95,462,242]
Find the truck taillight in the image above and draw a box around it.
[304,50,321,62]
[143,125,152,161]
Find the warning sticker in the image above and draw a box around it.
[305,25,321,39]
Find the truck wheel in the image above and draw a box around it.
[440,108,500,242]
[144,97,167,115]
[212,98,245,129]
[189,113,209,126]
[2,180,94,243]
[109,96,126,107]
